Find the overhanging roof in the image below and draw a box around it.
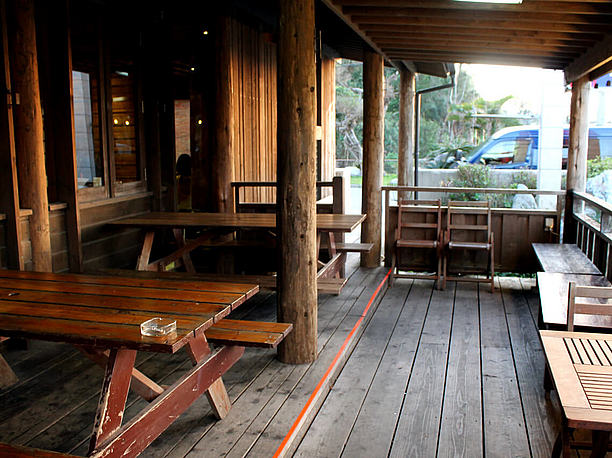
[320,0,612,83]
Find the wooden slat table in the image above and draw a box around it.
[0,270,258,458]
[112,212,367,282]
[532,243,602,275]
[541,330,612,456]
[537,272,612,330]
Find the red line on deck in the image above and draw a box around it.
[273,268,392,458]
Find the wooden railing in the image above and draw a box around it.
[571,191,612,279]
[231,176,344,214]
[382,186,566,273]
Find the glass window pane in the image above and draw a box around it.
[73,69,103,189]
[111,68,139,183]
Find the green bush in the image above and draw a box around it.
[587,157,612,179]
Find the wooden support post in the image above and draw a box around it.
[36,0,83,272]
[277,0,318,364]
[361,51,384,268]
[564,75,590,244]
[0,0,24,270]
[398,67,415,201]
[8,0,52,272]
[212,16,234,214]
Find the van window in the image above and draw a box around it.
[481,137,532,166]
[600,138,612,158]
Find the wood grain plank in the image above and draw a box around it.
[389,283,455,457]
[480,279,530,457]
[341,280,434,457]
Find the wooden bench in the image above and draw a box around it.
[206,319,293,348]
[319,242,373,253]
[0,442,77,457]
[532,242,601,275]
[100,269,347,295]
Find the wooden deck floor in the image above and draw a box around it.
[0,258,565,457]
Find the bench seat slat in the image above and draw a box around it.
[206,319,292,348]
[0,442,77,457]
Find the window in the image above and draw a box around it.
[71,12,145,201]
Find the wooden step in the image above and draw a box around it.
[205,319,292,348]
[320,242,373,253]
[0,442,78,457]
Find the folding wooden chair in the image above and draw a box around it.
[442,200,495,292]
[390,199,443,288]
[567,282,612,331]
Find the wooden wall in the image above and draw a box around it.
[78,194,152,272]
[0,219,6,268]
[229,18,277,204]
[385,207,559,273]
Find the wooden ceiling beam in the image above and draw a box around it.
[334,0,612,15]
[344,8,610,25]
[362,24,602,42]
[355,17,610,34]
[382,45,579,59]
[372,36,590,51]
[565,33,612,83]
[386,52,569,68]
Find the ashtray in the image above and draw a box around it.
[140,317,177,337]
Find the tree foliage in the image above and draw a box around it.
[335,60,534,173]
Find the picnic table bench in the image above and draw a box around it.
[532,242,601,275]
[0,269,291,457]
[537,272,612,330]
[111,211,368,294]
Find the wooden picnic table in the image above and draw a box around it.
[532,243,602,275]
[537,272,612,330]
[541,330,612,456]
[0,269,258,457]
[112,212,367,281]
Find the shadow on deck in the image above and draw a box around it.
[0,256,562,457]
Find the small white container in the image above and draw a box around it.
[140,317,177,337]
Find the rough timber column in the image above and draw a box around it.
[212,15,234,213]
[361,51,384,268]
[564,75,590,244]
[8,0,52,271]
[277,0,318,364]
[398,67,415,200]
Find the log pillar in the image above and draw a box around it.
[398,67,416,201]
[212,16,234,214]
[277,0,318,364]
[361,51,384,268]
[8,0,52,272]
[564,75,590,244]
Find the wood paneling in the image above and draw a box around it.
[229,19,277,204]
[385,207,558,273]
[79,194,153,272]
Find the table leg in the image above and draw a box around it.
[89,348,137,455]
[0,353,18,389]
[78,347,164,402]
[591,430,610,458]
[136,231,155,271]
[173,228,196,273]
[186,335,232,419]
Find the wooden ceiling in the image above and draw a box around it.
[322,0,612,82]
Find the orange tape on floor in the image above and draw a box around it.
[273,267,393,458]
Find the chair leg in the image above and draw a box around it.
[490,246,495,294]
[389,249,396,287]
[436,249,442,290]
[442,250,447,291]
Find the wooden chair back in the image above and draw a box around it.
[396,199,442,244]
[446,200,491,244]
[567,282,612,331]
